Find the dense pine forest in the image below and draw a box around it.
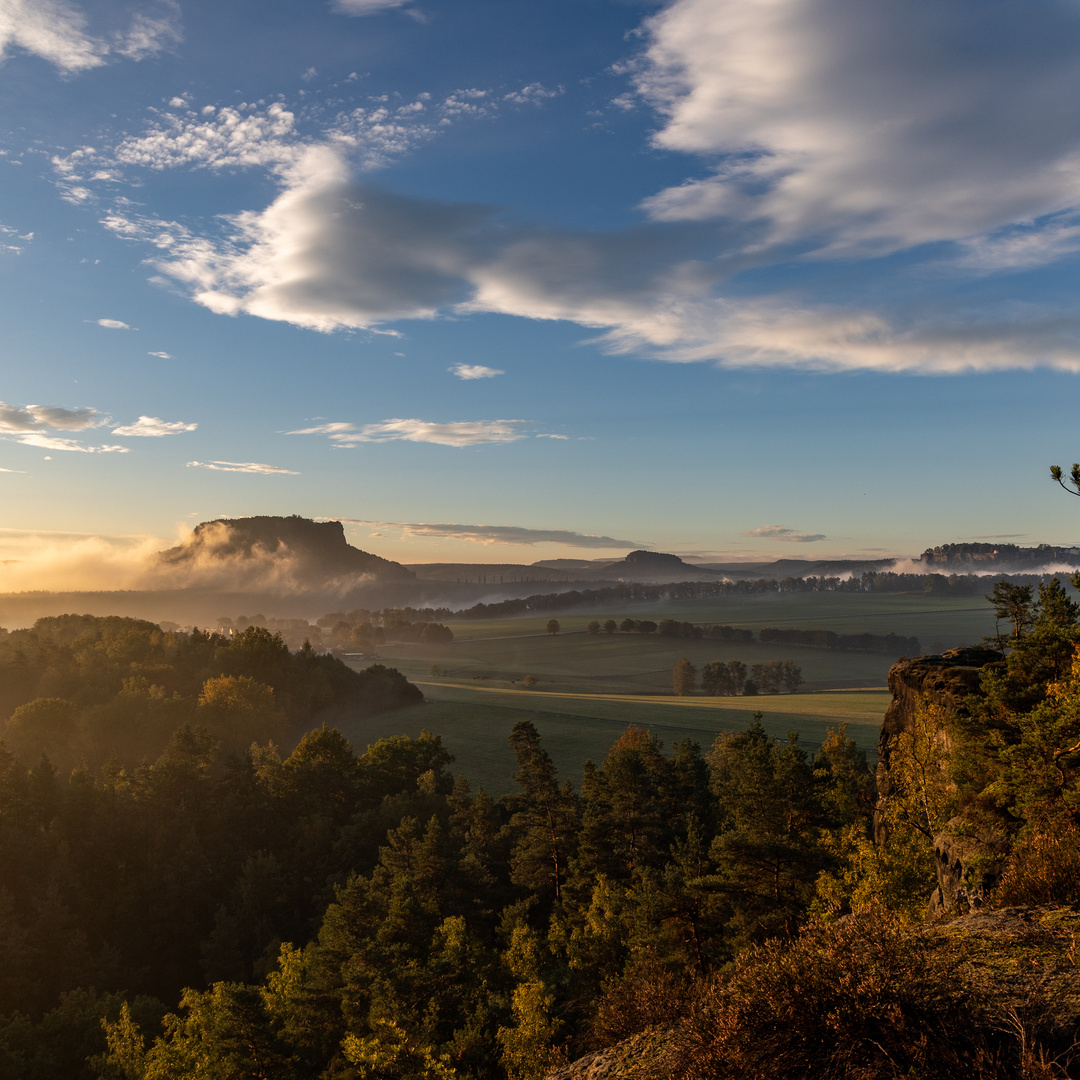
[1,586,1080,1078]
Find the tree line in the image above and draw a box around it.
[438,571,1051,624]
[577,617,914,655]
[0,615,420,773]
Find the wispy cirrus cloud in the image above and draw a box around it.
[0,0,180,75]
[10,432,128,453]
[450,363,504,379]
[741,525,826,543]
[97,318,132,329]
[186,460,298,474]
[333,0,412,14]
[289,418,532,447]
[111,415,197,437]
[338,519,644,548]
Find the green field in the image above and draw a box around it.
[436,590,996,651]
[334,688,890,796]
[336,591,993,792]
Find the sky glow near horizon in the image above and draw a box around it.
[3,0,1080,574]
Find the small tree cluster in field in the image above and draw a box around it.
[751,660,803,693]
[673,658,697,695]
[699,659,802,695]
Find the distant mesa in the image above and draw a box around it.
[594,549,722,582]
[157,515,414,583]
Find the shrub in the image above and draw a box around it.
[994,816,1080,906]
[661,908,994,1080]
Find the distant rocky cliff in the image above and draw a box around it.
[157,515,414,585]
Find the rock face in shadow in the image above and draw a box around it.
[157,515,415,585]
[929,815,1012,915]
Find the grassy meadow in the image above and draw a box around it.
[336,686,890,794]
[338,590,996,792]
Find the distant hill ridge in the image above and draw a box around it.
[157,515,414,582]
[921,542,1080,569]
[595,549,721,580]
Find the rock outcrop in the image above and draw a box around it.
[875,646,999,842]
[928,814,1012,915]
[157,515,414,586]
[876,646,1015,915]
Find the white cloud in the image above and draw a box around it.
[137,146,490,330]
[64,6,1080,378]
[287,421,357,436]
[0,221,31,254]
[333,0,411,14]
[0,0,105,72]
[634,0,1080,255]
[0,402,102,431]
[111,415,197,437]
[86,141,1080,374]
[504,83,562,105]
[450,363,504,379]
[148,350,172,358]
[93,93,459,178]
[952,215,1080,272]
[112,102,301,172]
[114,0,181,61]
[107,147,1080,373]
[337,519,643,547]
[8,432,128,452]
[97,317,132,329]
[0,0,180,75]
[289,417,531,447]
[186,460,299,474]
[742,525,826,543]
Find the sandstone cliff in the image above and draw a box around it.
[156,515,414,586]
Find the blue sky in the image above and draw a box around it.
[3,0,1080,584]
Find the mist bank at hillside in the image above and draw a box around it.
[1,568,1074,633]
